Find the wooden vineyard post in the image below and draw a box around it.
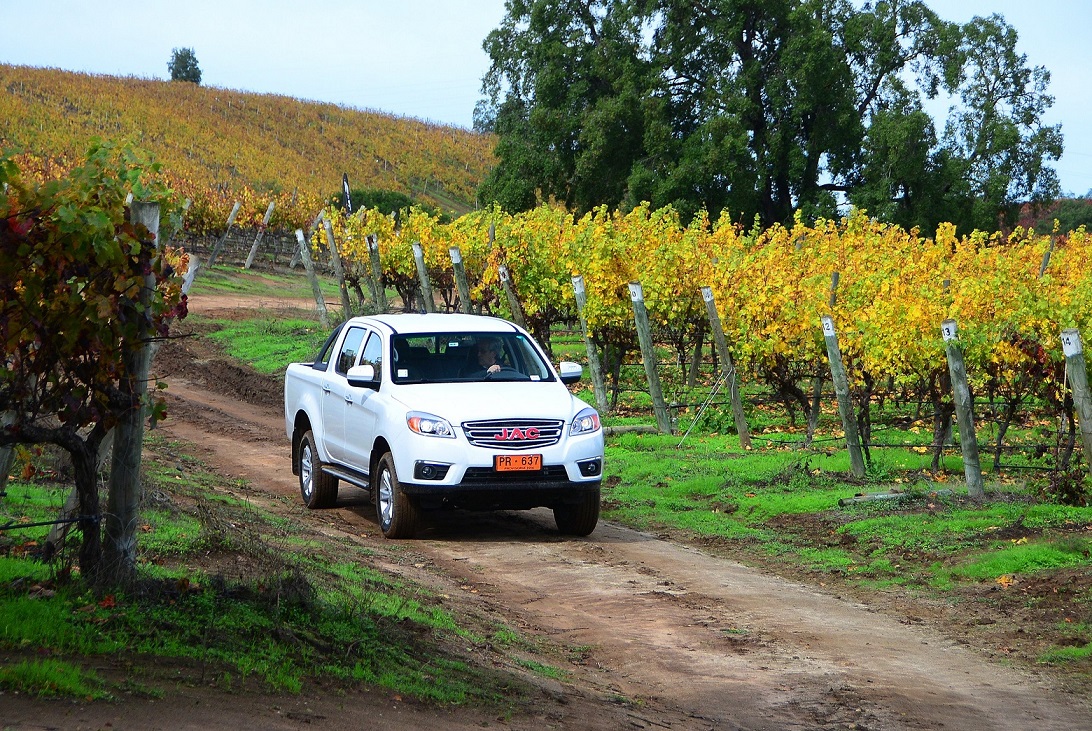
[572,275,609,413]
[1061,329,1092,477]
[368,234,387,313]
[357,233,379,310]
[1040,235,1056,278]
[204,200,241,269]
[104,201,159,582]
[244,200,276,269]
[700,287,751,449]
[323,219,353,317]
[821,316,866,478]
[807,273,840,445]
[450,246,473,314]
[628,282,673,434]
[497,265,527,329]
[295,229,330,328]
[289,210,325,269]
[411,242,435,313]
[941,320,985,499]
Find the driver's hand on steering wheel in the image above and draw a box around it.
[486,364,501,374]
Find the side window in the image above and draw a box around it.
[360,331,383,379]
[335,327,366,376]
[313,324,344,371]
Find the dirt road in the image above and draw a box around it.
[119,296,1092,730]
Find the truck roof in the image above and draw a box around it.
[350,312,525,336]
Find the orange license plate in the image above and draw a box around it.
[494,454,542,472]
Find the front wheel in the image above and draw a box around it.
[553,489,600,536]
[298,430,338,508]
[374,452,420,539]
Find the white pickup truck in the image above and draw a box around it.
[283,313,604,539]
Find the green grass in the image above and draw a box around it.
[202,317,331,374]
[0,436,546,706]
[602,428,1092,594]
[188,265,340,300]
[0,658,109,699]
[952,538,1092,580]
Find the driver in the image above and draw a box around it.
[472,337,503,377]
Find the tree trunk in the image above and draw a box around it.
[72,442,102,581]
[930,399,954,474]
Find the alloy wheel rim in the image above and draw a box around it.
[300,443,314,501]
[378,469,393,529]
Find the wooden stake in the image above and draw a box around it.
[323,219,353,317]
[821,315,866,478]
[572,275,609,413]
[450,246,472,314]
[368,234,387,313]
[496,265,527,328]
[244,200,276,269]
[628,282,673,434]
[296,229,330,328]
[700,286,751,449]
[204,200,241,269]
[941,319,985,499]
[412,242,435,312]
[1061,329,1092,477]
[104,201,159,582]
[289,209,324,269]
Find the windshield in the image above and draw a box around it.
[390,332,555,384]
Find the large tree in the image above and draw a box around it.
[477,0,659,215]
[478,0,1062,232]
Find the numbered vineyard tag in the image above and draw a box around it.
[1061,329,1083,357]
[449,247,462,264]
[499,265,510,282]
[572,275,585,296]
[821,316,836,337]
[701,286,714,302]
[941,320,958,342]
[628,282,644,302]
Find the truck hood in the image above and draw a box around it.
[389,381,584,424]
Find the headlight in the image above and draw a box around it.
[407,411,455,438]
[570,407,601,436]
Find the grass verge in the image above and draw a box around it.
[0,435,548,708]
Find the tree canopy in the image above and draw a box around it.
[477,0,1063,233]
[168,47,202,84]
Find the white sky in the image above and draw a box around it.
[1,0,1089,196]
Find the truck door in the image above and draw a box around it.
[342,330,384,469]
[324,325,367,463]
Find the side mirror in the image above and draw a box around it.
[347,364,379,389]
[558,361,583,385]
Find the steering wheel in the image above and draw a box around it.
[484,366,528,380]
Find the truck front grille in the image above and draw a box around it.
[462,418,564,450]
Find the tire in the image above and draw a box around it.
[374,452,420,539]
[298,430,339,509]
[553,488,600,536]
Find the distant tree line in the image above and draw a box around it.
[475,0,1063,234]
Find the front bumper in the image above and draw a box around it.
[400,472,602,511]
